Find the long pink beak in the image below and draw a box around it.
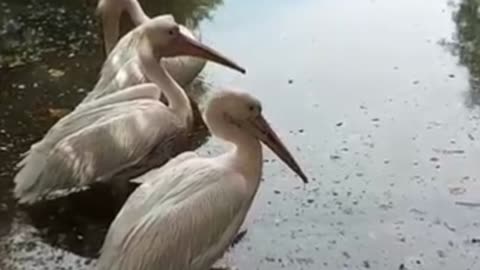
[174,32,246,74]
[249,115,308,183]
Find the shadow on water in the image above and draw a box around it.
[0,0,221,267]
[441,0,480,108]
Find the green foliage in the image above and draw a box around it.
[451,0,480,106]
[0,0,224,69]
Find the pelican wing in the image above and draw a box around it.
[17,97,156,170]
[96,159,247,270]
[18,84,161,168]
[85,55,147,103]
[74,83,160,112]
[14,101,182,204]
[129,151,198,185]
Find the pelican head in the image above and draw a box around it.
[205,89,308,183]
[140,15,246,74]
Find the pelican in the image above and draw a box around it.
[95,89,308,270]
[13,15,245,205]
[84,0,207,104]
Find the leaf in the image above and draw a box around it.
[48,108,71,118]
[48,68,65,78]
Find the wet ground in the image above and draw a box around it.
[1,0,480,269]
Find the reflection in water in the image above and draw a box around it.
[0,0,224,69]
[0,0,220,267]
[446,0,480,107]
[0,0,100,69]
[136,0,223,27]
[116,0,224,47]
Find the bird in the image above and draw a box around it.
[13,15,245,205]
[85,0,207,104]
[95,88,308,270]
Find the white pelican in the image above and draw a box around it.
[95,88,308,270]
[84,0,207,104]
[13,15,245,205]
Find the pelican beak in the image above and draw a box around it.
[247,115,308,183]
[174,31,246,74]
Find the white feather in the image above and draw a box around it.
[96,157,250,270]
[14,98,186,204]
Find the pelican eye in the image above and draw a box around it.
[248,103,262,115]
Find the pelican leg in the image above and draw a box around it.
[230,229,248,247]
[210,230,247,270]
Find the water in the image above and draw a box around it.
[1,0,480,269]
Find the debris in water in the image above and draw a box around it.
[8,58,26,68]
[455,201,480,207]
[48,108,71,118]
[48,68,65,77]
[432,148,465,155]
[330,154,341,160]
[409,208,426,215]
[443,222,456,232]
[265,256,275,262]
[437,249,446,258]
[448,187,466,196]
[288,79,293,84]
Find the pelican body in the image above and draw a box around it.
[86,0,206,104]
[95,89,307,270]
[13,15,245,204]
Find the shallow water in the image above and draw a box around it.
[1,0,480,269]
